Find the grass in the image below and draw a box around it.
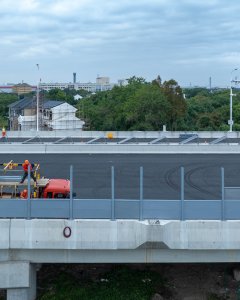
[37,266,168,300]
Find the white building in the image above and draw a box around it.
[74,94,83,101]
[18,115,36,131]
[9,98,84,131]
[96,77,109,84]
[40,77,116,93]
[42,101,84,130]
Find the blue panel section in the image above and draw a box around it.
[0,200,27,218]
[143,200,181,219]
[31,200,69,218]
[2,198,240,220]
[225,188,240,200]
[115,200,139,219]
[225,201,240,219]
[73,199,111,219]
[184,200,221,220]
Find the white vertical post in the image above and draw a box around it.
[139,166,143,221]
[36,64,40,132]
[27,164,31,220]
[111,166,115,221]
[229,68,238,132]
[180,167,184,221]
[221,167,225,221]
[69,165,73,220]
[36,83,39,132]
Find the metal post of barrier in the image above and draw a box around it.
[111,166,115,221]
[180,167,184,221]
[139,166,143,220]
[27,164,31,220]
[69,165,73,220]
[221,167,225,221]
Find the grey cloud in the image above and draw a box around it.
[1,0,240,86]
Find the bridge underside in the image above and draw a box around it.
[2,249,240,264]
[1,219,240,299]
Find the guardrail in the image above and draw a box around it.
[0,166,240,220]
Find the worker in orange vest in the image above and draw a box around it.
[20,189,28,199]
[2,127,6,138]
[20,160,37,184]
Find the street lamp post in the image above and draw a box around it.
[229,68,238,132]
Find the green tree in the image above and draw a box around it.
[0,93,18,128]
[77,77,149,130]
[76,76,236,132]
[162,79,187,130]
[124,84,170,130]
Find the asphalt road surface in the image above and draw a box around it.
[1,153,240,200]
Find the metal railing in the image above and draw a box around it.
[0,166,240,220]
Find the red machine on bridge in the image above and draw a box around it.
[0,160,70,199]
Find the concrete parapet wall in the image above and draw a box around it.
[9,219,147,250]
[0,144,240,154]
[160,221,240,249]
[0,220,10,249]
[5,130,240,139]
[0,219,240,254]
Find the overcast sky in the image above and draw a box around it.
[1,0,240,87]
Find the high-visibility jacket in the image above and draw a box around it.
[22,163,32,172]
[20,190,28,199]
[2,128,6,137]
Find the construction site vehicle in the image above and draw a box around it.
[0,160,70,199]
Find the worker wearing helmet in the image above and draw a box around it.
[20,189,28,199]
[2,127,6,138]
[20,160,36,184]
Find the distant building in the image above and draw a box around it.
[96,77,109,84]
[118,79,127,86]
[42,101,84,130]
[8,97,84,131]
[12,83,33,95]
[8,97,37,130]
[0,86,13,93]
[40,77,116,93]
[74,94,83,101]
[0,76,119,94]
[73,72,76,83]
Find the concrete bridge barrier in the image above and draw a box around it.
[0,143,239,153]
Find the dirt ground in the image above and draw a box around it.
[148,263,240,299]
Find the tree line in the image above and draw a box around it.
[76,76,186,131]
[76,76,238,131]
[0,76,239,131]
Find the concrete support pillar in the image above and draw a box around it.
[7,286,35,300]
[0,261,37,300]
